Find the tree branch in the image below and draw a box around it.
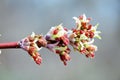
[0,42,20,49]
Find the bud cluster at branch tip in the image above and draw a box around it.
[45,14,101,65]
[70,14,101,58]
[19,32,47,65]
[0,14,101,66]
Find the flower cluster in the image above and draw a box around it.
[45,24,71,65]
[16,14,101,65]
[69,14,101,58]
[19,32,47,65]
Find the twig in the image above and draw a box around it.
[0,42,20,49]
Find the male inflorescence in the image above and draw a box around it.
[19,14,101,65]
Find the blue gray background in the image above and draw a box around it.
[0,0,119,80]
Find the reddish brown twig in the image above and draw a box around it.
[0,42,20,49]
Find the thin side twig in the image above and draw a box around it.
[0,42,20,49]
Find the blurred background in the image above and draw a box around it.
[0,0,119,80]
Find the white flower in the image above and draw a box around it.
[81,14,90,23]
[31,32,35,38]
[73,17,81,24]
[80,41,84,50]
[56,24,67,37]
[92,24,101,39]
[73,14,89,23]
[73,17,81,29]
[87,39,94,44]
[90,45,98,51]
[46,24,67,40]
[73,14,90,30]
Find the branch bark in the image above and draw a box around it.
[0,42,20,49]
